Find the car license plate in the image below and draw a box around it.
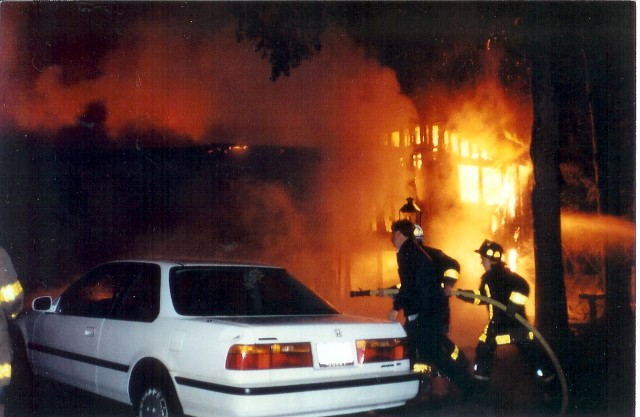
[317,342,354,367]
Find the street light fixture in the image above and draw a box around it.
[399,197,422,226]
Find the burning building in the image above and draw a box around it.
[343,116,536,348]
[343,35,634,341]
[353,113,633,336]
[338,41,539,342]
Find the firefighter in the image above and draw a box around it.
[0,247,23,417]
[388,220,443,368]
[413,225,473,397]
[413,226,460,333]
[458,239,554,382]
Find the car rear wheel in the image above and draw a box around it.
[137,386,170,417]
[132,360,183,417]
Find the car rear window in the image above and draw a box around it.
[170,267,338,316]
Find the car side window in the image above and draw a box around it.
[113,264,160,322]
[57,265,124,318]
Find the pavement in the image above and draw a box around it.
[365,344,566,417]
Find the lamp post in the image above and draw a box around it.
[399,197,422,226]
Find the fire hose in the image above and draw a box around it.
[452,289,569,417]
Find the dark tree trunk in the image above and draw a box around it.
[528,5,635,414]
[527,11,571,353]
[587,5,636,412]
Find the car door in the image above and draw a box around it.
[97,262,161,402]
[30,264,125,394]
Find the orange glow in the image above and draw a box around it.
[391,131,401,147]
[458,165,480,203]
[350,249,399,291]
[482,167,503,205]
[432,125,439,149]
[508,248,518,272]
[471,143,479,159]
[403,129,411,147]
[451,133,459,154]
[460,139,470,158]
[413,153,422,170]
[454,161,522,230]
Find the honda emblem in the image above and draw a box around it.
[334,329,342,338]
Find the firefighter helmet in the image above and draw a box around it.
[413,225,424,241]
[474,239,503,262]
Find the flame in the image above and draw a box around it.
[364,46,538,345]
[507,248,518,272]
[459,164,480,203]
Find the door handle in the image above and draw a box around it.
[84,327,96,337]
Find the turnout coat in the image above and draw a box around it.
[0,248,23,388]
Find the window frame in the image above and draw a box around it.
[56,262,161,322]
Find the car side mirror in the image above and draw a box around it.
[32,296,53,311]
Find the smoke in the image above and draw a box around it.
[1,10,417,304]
[0,4,24,129]
[4,16,416,147]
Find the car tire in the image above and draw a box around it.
[134,367,183,417]
[137,386,171,417]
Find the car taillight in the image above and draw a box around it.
[226,343,313,370]
[356,338,408,364]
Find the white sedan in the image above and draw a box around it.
[14,260,419,417]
